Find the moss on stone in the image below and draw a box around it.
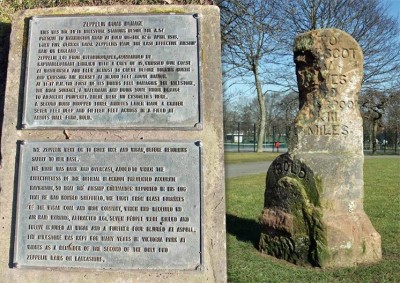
[148,7,186,13]
[260,154,328,267]
[315,240,331,266]
[294,34,313,52]
[362,240,367,254]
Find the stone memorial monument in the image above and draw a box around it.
[259,29,381,267]
[0,5,226,282]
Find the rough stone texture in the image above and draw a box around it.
[259,29,381,268]
[0,5,226,282]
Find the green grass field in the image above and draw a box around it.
[226,157,400,283]
[225,152,280,164]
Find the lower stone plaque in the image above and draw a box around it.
[14,141,202,270]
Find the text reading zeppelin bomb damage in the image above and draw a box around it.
[23,14,200,128]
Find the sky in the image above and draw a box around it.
[386,0,400,24]
[226,0,400,102]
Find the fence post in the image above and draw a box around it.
[237,122,240,153]
[253,123,256,152]
[384,130,387,153]
[272,126,275,152]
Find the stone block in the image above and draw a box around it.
[259,29,381,268]
[0,5,226,282]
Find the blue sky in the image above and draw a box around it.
[225,0,400,101]
[386,0,400,24]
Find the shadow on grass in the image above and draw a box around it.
[226,213,260,249]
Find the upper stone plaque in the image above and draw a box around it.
[22,14,200,129]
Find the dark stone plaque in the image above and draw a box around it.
[22,14,200,129]
[14,141,202,269]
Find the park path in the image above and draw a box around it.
[224,155,399,178]
[224,161,272,178]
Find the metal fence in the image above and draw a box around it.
[225,122,399,154]
[224,122,288,152]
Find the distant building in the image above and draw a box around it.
[226,131,244,143]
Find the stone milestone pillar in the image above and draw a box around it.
[259,29,381,267]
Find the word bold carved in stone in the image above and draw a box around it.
[260,154,326,266]
[259,29,381,268]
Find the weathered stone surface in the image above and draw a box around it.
[259,153,327,266]
[290,28,363,153]
[259,29,381,268]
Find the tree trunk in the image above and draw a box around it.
[368,122,373,150]
[371,119,378,154]
[254,67,266,153]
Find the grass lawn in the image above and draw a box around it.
[225,152,281,164]
[226,157,400,283]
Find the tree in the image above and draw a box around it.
[274,92,298,138]
[384,91,400,152]
[274,0,400,91]
[223,95,259,143]
[360,91,388,154]
[219,0,283,152]
[219,0,399,154]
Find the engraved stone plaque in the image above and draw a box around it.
[14,141,202,269]
[22,14,200,129]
